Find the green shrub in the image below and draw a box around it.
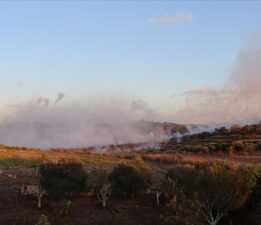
[108,163,150,197]
[60,199,72,217]
[39,162,88,197]
[36,215,51,225]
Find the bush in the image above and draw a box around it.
[163,190,202,225]
[246,166,261,208]
[91,169,109,190]
[39,162,88,197]
[230,166,261,224]
[60,199,72,217]
[233,141,245,152]
[165,165,198,196]
[255,143,261,151]
[108,163,150,197]
[215,143,230,152]
[36,215,51,225]
[163,162,256,225]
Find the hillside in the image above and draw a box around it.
[163,122,261,154]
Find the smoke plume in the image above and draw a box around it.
[0,37,260,149]
[0,99,166,149]
[174,36,261,125]
[55,92,65,104]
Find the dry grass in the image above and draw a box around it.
[0,145,260,170]
[142,152,261,167]
[0,146,118,168]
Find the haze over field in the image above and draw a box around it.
[0,2,260,148]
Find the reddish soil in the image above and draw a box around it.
[0,167,166,225]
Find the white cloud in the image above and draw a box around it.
[149,12,193,25]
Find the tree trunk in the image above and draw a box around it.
[37,196,41,208]
[103,200,106,208]
[156,192,161,206]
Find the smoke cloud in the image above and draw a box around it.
[0,99,167,149]
[55,92,65,104]
[0,37,260,149]
[37,97,50,107]
[173,36,261,125]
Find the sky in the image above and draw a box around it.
[0,1,261,123]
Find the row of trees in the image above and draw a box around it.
[35,160,260,225]
[36,160,150,208]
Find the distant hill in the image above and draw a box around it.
[163,122,261,154]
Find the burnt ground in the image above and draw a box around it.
[0,166,167,225]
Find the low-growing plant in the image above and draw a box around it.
[36,215,51,225]
[163,190,202,225]
[60,199,72,217]
[110,210,125,225]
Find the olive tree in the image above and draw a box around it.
[164,162,256,225]
[197,162,256,225]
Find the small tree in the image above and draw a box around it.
[164,162,256,225]
[155,190,162,206]
[97,184,111,207]
[197,162,256,225]
[36,185,45,209]
[35,169,45,209]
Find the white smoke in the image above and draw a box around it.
[37,97,50,107]
[0,99,167,149]
[0,37,260,149]
[173,35,261,125]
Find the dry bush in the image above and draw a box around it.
[142,154,184,164]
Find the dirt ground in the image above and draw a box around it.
[0,166,167,225]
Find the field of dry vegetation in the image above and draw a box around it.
[0,144,260,225]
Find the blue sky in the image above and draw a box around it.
[0,1,261,114]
